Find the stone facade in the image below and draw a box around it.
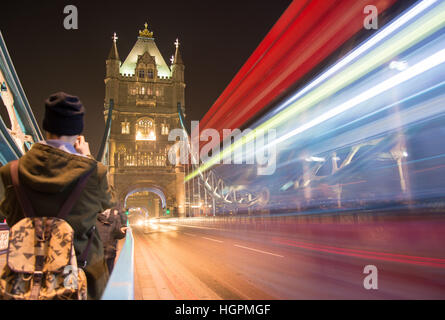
[104,25,185,217]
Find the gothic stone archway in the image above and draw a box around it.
[114,170,185,217]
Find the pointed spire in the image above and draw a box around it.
[108,32,120,60]
[173,38,183,65]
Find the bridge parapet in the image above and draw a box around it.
[101,227,135,300]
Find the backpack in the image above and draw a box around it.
[0,160,95,300]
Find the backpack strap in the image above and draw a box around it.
[55,166,96,268]
[10,160,96,220]
[57,167,96,269]
[77,225,96,269]
[10,160,36,218]
[10,160,97,268]
[56,167,95,220]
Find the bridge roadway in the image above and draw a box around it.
[132,219,445,300]
[1,216,445,299]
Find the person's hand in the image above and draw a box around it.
[74,135,92,156]
[120,227,128,234]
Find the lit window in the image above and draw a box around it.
[161,123,169,135]
[121,121,130,134]
[136,118,156,141]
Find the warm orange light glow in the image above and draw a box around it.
[136,130,156,141]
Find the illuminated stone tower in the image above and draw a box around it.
[105,23,186,217]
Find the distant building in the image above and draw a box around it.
[104,23,185,217]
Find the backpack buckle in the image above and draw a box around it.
[78,260,87,269]
[77,225,95,269]
[87,225,96,237]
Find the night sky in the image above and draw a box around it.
[0,0,292,154]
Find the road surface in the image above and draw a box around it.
[132,221,445,300]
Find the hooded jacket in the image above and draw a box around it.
[0,143,114,300]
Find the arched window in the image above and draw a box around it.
[136,118,156,141]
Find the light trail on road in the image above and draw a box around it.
[132,221,445,300]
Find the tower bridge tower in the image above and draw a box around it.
[105,23,185,217]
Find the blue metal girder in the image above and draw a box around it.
[0,30,43,163]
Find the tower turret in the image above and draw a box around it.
[171,38,185,111]
[171,38,185,83]
[106,33,121,78]
[105,33,121,104]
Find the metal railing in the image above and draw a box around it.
[101,227,135,300]
[176,103,263,216]
[0,30,43,164]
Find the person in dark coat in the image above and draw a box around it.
[0,92,114,299]
[96,207,127,274]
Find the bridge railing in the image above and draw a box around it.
[101,227,135,300]
[0,30,43,164]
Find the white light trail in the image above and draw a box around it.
[263,47,445,150]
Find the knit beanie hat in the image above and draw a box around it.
[42,92,85,136]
